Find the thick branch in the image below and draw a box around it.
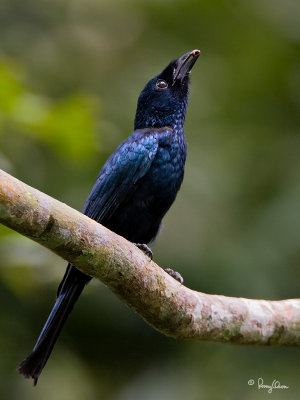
[0,168,299,346]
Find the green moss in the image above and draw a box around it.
[222,321,243,342]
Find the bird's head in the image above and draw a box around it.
[134,49,200,130]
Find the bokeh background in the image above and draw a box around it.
[0,0,299,399]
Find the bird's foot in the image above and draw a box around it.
[164,268,184,284]
[134,243,153,259]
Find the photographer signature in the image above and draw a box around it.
[248,377,289,394]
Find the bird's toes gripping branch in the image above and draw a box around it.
[133,243,184,283]
[164,268,184,284]
[134,243,153,259]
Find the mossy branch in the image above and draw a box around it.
[0,168,299,346]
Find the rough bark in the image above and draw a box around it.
[0,168,299,346]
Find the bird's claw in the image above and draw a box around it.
[164,268,184,284]
[134,243,153,259]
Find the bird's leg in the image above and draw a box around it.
[164,268,184,284]
[134,243,153,259]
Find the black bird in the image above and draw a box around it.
[18,49,200,384]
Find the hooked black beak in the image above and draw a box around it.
[172,49,200,84]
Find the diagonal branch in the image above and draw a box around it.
[0,168,299,346]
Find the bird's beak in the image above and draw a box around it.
[172,49,200,84]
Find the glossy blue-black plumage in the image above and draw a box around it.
[83,127,186,243]
[18,50,199,384]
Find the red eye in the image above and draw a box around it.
[156,79,168,89]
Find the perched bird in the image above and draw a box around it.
[18,49,200,384]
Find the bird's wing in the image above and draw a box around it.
[57,131,159,299]
[82,131,159,222]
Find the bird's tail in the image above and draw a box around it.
[18,264,90,385]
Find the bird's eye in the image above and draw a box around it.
[156,79,168,89]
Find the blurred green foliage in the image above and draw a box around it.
[0,0,299,399]
[0,60,98,160]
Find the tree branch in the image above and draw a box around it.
[0,168,299,346]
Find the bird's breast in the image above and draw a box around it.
[140,132,186,211]
[104,131,186,243]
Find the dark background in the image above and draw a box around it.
[0,0,299,399]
